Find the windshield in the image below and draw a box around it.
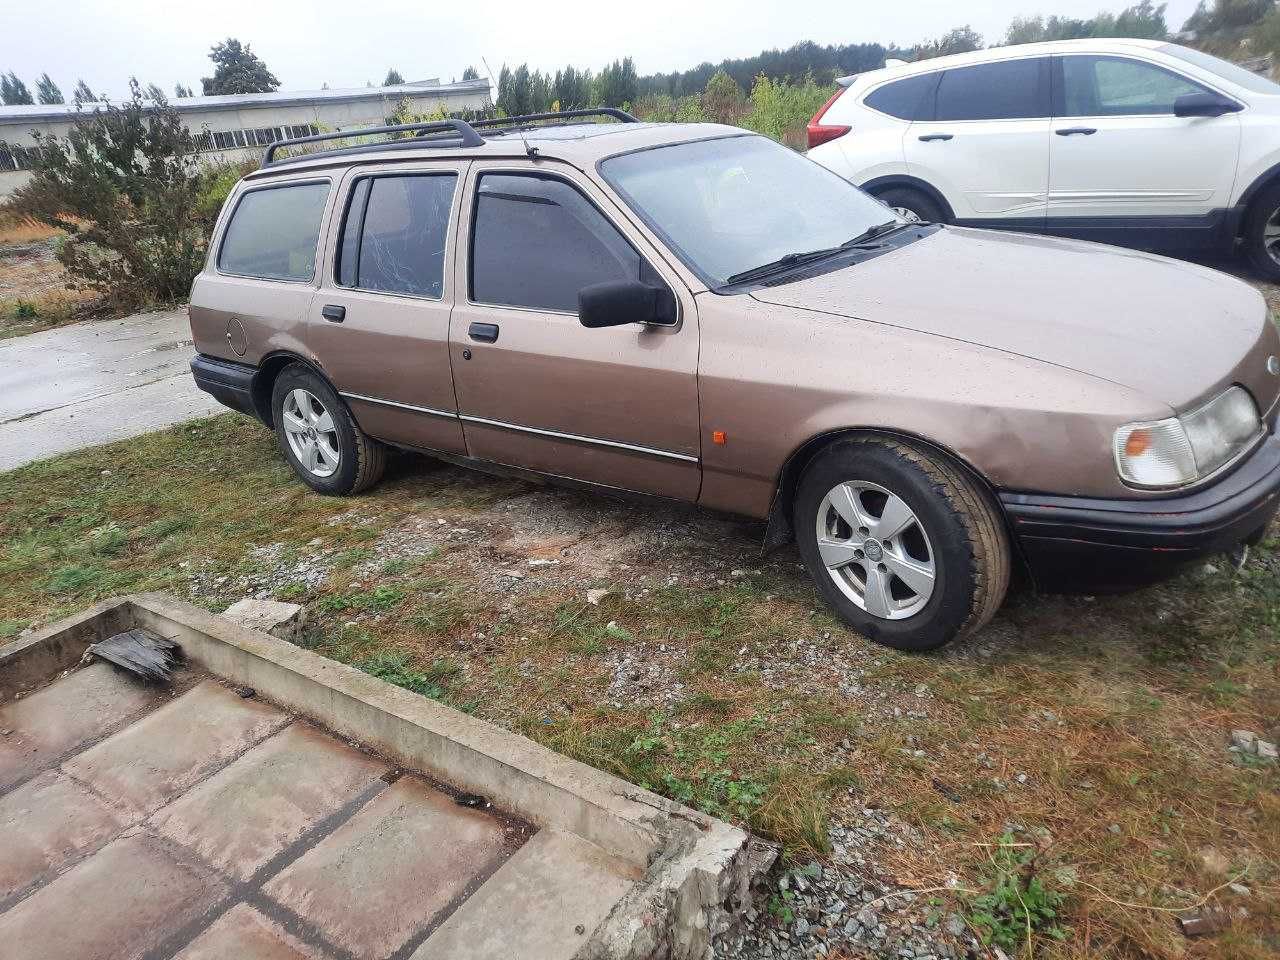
[1160,43,1280,95]
[600,135,902,287]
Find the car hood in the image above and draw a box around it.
[749,226,1275,412]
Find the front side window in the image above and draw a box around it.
[470,173,654,312]
[1159,43,1280,95]
[218,181,330,281]
[864,73,940,121]
[934,58,1049,121]
[1060,55,1209,116]
[601,134,910,288]
[336,174,457,298]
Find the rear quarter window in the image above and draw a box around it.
[863,73,939,120]
[218,181,330,281]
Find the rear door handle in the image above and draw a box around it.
[1056,127,1097,136]
[918,133,953,142]
[321,304,346,323]
[468,322,499,343]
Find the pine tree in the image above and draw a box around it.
[36,73,64,105]
[174,83,193,98]
[201,38,280,95]
[72,79,96,104]
[462,66,480,81]
[144,83,167,102]
[1,72,34,106]
[384,68,404,86]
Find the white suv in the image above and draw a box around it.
[807,38,1280,279]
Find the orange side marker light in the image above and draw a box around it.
[712,430,727,445]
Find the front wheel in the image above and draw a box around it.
[1243,183,1280,282]
[874,186,946,225]
[794,437,1009,651]
[271,364,386,495]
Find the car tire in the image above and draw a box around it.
[1243,182,1280,282]
[875,187,946,225]
[271,364,386,496]
[793,437,1009,652]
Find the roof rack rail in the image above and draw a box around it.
[261,118,484,166]
[470,108,639,131]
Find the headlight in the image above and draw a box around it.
[1115,386,1261,489]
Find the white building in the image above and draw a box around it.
[0,78,492,198]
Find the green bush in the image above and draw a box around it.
[742,73,837,149]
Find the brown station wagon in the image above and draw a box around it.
[189,110,1280,650]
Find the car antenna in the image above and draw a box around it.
[482,56,539,159]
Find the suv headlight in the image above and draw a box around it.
[1114,386,1262,489]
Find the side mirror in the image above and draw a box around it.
[1174,92,1242,118]
[578,280,677,328]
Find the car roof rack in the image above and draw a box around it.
[260,109,640,168]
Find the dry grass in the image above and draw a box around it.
[0,214,60,247]
[1,413,1277,958]
[0,216,104,338]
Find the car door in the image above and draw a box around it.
[449,163,701,501]
[1048,54,1242,220]
[305,161,468,455]
[903,56,1051,225]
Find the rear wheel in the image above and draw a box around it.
[271,364,385,496]
[794,437,1009,651]
[1242,182,1280,282]
[874,186,946,225]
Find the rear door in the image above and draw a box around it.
[448,162,701,501]
[904,56,1051,224]
[306,161,468,455]
[1047,54,1241,220]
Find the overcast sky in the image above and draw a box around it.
[1,0,1203,99]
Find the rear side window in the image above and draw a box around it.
[471,173,656,312]
[218,182,330,281]
[1060,55,1210,117]
[864,73,939,121]
[934,58,1049,121]
[336,174,457,298]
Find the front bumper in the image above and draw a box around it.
[1000,433,1280,592]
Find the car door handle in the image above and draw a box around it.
[1056,127,1097,136]
[468,322,499,343]
[918,133,953,142]
[321,304,346,323]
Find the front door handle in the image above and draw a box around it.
[468,322,499,343]
[1056,127,1097,136]
[918,133,953,142]
[321,304,346,323]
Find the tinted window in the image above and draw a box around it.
[864,73,939,121]
[471,174,649,312]
[1061,55,1209,117]
[218,182,329,281]
[934,59,1048,121]
[337,174,456,298]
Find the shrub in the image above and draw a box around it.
[742,73,837,148]
[10,80,213,309]
[702,69,746,125]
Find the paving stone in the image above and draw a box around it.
[413,829,641,960]
[174,903,330,960]
[63,679,288,815]
[0,661,158,790]
[263,778,509,960]
[0,770,131,898]
[152,723,387,880]
[0,834,227,960]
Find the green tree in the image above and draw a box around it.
[384,68,404,85]
[553,66,591,110]
[201,38,279,95]
[72,79,96,104]
[1,72,34,105]
[144,83,166,101]
[594,57,637,108]
[35,73,64,105]
[915,26,984,60]
[174,83,193,98]
[701,69,745,124]
[12,79,211,308]
[462,66,480,80]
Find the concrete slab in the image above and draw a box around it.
[0,310,221,472]
[264,778,511,960]
[223,598,307,642]
[413,828,642,960]
[0,770,131,899]
[151,722,388,880]
[0,660,158,790]
[174,904,331,960]
[0,833,227,960]
[64,679,288,815]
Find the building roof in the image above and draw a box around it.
[0,78,491,126]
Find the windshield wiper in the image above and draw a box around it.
[723,220,913,286]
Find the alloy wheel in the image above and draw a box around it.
[891,206,923,224]
[815,480,936,620]
[281,388,340,478]
[1264,205,1280,267]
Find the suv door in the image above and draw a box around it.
[1048,54,1242,221]
[903,56,1051,224]
[450,163,700,501]
[306,161,468,455]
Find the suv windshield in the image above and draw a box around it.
[1160,43,1280,95]
[600,135,905,288]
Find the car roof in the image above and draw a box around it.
[840,37,1171,87]
[242,121,747,183]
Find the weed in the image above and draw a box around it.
[14,299,37,319]
[965,832,1069,952]
[316,586,404,613]
[353,651,450,700]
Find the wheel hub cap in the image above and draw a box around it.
[282,388,340,479]
[862,539,883,562]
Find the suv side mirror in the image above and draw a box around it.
[578,280,677,328]
[1174,92,1242,118]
